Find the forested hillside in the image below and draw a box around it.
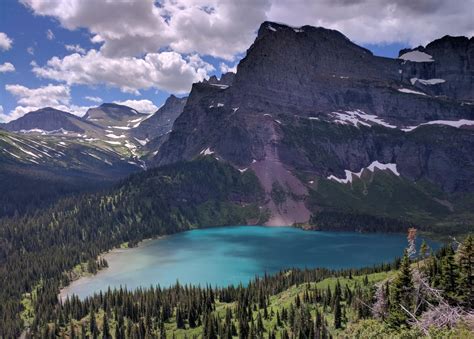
[0,158,265,337]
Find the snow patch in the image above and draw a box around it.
[106,134,126,139]
[104,140,121,145]
[327,161,400,184]
[398,88,427,96]
[399,50,434,62]
[2,149,20,159]
[267,25,277,32]
[210,84,229,89]
[134,137,149,146]
[217,103,224,107]
[403,119,474,132]
[410,78,446,86]
[238,168,248,173]
[110,126,131,130]
[19,128,72,135]
[200,147,214,155]
[331,110,397,129]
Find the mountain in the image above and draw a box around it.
[153,22,474,227]
[4,107,91,134]
[132,95,187,142]
[83,103,149,128]
[0,128,139,217]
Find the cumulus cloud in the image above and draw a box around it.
[267,0,474,47]
[46,29,55,40]
[0,105,24,123]
[32,50,214,94]
[0,62,15,73]
[21,0,474,59]
[85,96,102,103]
[6,84,71,107]
[65,44,86,54]
[220,62,237,74]
[21,0,270,60]
[113,99,158,113]
[3,83,90,121]
[0,32,13,51]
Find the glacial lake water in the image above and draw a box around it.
[61,226,438,300]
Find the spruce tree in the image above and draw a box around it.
[456,235,474,308]
[388,251,413,326]
[333,295,342,329]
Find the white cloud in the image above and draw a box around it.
[27,47,34,55]
[32,49,214,94]
[163,0,270,61]
[21,0,474,60]
[21,0,270,60]
[3,83,91,121]
[0,105,24,123]
[220,62,237,74]
[46,29,55,40]
[85,96,102,103]
[0,32,12,51]
[0,62,15,73]
[267,0,474,47]
[113,99,158,113]
[6,84,71,107]
[65,44,86,54]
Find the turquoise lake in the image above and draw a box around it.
[61,226,438,300]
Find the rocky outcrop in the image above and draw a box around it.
[153,22,473,224]
[399,36,474,101]
[132,95,187,141]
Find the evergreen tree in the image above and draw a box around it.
[333,295,342,329]
[89,308,98,338]
[102,313,110,339]
[388,251,413,326]
[456,235,474,308]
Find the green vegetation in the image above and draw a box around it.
[0,157,266,337]
[0,129,138,218]
[281,117,474,236]
[26,235,474,338]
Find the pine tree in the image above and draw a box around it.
[440,246,459,302]
[89,308,98,338]
[456,235,474,308]
[102,313,110,339]
[420,240,428,259]
[388,251,413,326]
[333,295,342,329]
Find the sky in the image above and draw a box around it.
[0,0,473,122]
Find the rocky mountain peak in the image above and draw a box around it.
[4,107,85,133]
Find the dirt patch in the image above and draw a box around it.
[250,116,311,226]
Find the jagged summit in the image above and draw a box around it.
[154,22,474,225]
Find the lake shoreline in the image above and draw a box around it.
[58,226,439,301]
[58,235,167,301]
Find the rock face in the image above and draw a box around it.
[83,103,148,128]
[154,22,474,225]
[399,36,474,100]
[4,107,88,133]
[133,95,187,141]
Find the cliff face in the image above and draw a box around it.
[153,22,474,225]
[132,95,188,141]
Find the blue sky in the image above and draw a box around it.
[1,0,472,122]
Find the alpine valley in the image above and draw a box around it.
[0,21,473,338]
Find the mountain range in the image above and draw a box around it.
[0,21,472,231]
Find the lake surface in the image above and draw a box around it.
[61,226,438,300]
